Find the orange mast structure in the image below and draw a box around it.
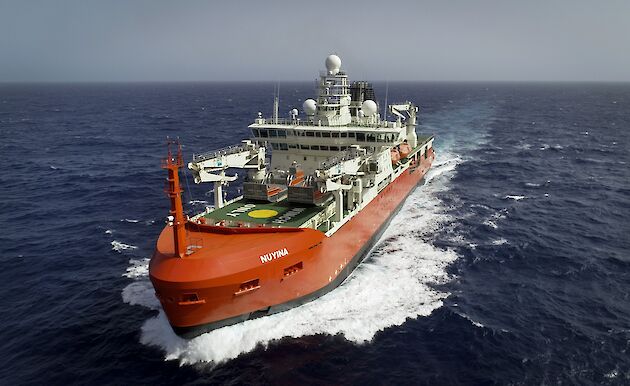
[161,139,187,258]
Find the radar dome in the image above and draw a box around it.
[325,54,341,75]
[303,99,317,115]
[361,100,378,116]
[291,108,299,116]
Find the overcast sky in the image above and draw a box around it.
[0,0,629,82]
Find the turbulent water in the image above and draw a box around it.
[1,82,629,385]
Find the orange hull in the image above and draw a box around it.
[150,149,435,338]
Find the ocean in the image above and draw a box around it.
[1,81,628,385]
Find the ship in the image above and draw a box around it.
[149,55,435,338]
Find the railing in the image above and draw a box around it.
[319,147,373,171]
[192,143,256,163]
[254,117,398,129]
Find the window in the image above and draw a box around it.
[366,134,376,142]
[348,132,356,138]
[315,131,322,138]
[286,129,294,136]
[341,132,348,138]
[332,132,339,138]
[322,132,331,138]
[320,145,329,151]
[311,145,320,150]
[259,129,268,138]
[306,131,315,137]
[288,144,297,149]
[251,129,260,137]
[330,146,339,152]
[356,133,365,141]
[300,144,309,150]
[278,129,286,138]
[280,143,288,150]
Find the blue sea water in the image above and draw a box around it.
[0,82,629,385]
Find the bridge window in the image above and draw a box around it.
[277,129,286,138]
[251,129,260,137]
[288,144,297,149]
[366,134,376,142]
[300,144,309,150]
[259,129,268,138]
[320,145,329,151]
[322,132,331,138]
[306,131,315,137]
[348,132,356,138]
[311,145,320,150]
[332,132,339,138]
[330,146,339,151]
[315,131,321,138]
[270,129,278,138]
[286,129,294,136]
[340,132,348,138]
[356,133,365,141]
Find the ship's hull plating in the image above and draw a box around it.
[150,150,434,338]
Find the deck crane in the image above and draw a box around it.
[188,140,266,209]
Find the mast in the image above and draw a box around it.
[162,139,187,258]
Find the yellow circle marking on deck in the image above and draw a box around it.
[248,209,278,219]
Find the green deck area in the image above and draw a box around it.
[203,199,326,227]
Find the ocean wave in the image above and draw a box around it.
[121,219,140,223]
[123,153,462,365]
[111,240,138,252]
[504,195,526,201]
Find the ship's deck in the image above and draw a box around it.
[202,199,326,228]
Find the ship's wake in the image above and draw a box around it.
[122,153,462,365]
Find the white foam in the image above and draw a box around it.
[483,220,498,229]
[105,229,113,235]
[504,195,526,201]
[525,183,541,187]
[458,313,485,328]
[122,155,461,365]
[491,238,508,246]
[111,240,138,252]
[123,258,150,278]
[121,219,140,223]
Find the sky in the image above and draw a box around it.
[0,0,629,82]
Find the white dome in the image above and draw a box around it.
[325,54,341,75]
[303,99,317,115]
[291,108,299,116]
[361,100,378,116]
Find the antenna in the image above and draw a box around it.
[273,83,280,124]
[383,81,389,121]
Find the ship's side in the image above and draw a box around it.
[149,55,436,338]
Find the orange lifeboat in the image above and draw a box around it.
[399,142,412,159]
[391,148,401,164]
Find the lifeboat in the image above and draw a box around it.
[391,148,401,164]
[399,142,412,159]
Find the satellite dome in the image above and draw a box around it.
[303,99,317,115]
[291,108,299,116]
[325,54,341,75]
[361,100,378,116]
